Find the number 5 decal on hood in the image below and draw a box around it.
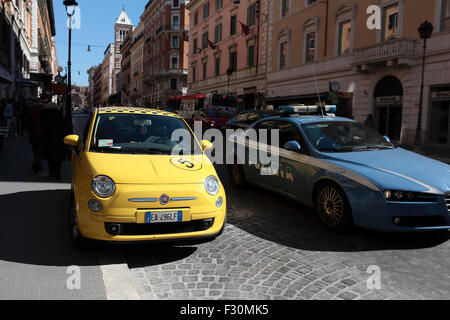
[170,156,203,171]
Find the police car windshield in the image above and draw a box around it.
[302,121,395,152]
[90,113,200,155]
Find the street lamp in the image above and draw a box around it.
[64,0,78,133]
[414,20,433,147]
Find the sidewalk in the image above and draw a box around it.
[0,132,71,184]
[0,132,106,300]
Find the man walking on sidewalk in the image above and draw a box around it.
[41,95,67,180]
[27,99,44,173]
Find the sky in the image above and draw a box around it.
[53,0,149,86]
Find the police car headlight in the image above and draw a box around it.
[205,175,220,196]
[384,190,418,202]
[92,175,116,198]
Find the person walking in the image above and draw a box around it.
[41,96,67,180]
[364,114,375,129]
[27,98,44,173]
[3,98,17,137]
[0,99,5,150]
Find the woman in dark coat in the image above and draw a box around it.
[41,101,67,180]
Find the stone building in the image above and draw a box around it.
[0,0,57,100]
[187,0,267,109]
[141,0,189,108]
[262,0,450,153]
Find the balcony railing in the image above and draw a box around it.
[155,24,189,36]
[353,38,416,66]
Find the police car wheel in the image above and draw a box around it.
[315,182,353,231]
[68,192,90,250]
[228,164,247,188]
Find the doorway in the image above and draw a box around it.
[374,76,403,142]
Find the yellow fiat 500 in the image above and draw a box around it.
[64,107,226,247]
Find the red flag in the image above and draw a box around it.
[208,40,217,50]
[239,21,250,36]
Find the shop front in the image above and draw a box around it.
[427,86,450,157]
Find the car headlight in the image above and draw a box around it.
[383,190,437,202]
[204,175,220,196]
[92,175,116,198]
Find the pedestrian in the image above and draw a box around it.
[41,95,67,180]
[0,99,5,150]
[27,98,44,173]
[3,98,17,137]
[364,114,374,129]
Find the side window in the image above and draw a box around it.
[247,112,261,123]
[254,120,276,145]
[277,121,309,155]
[236,112,248,122]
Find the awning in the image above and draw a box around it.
[0,68,12,83]
[16,78,39,87]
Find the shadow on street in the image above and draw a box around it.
[0,189,197,267]
[215,165,450,253]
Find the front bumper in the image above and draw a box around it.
[350,191,450,232]
[74,183,226,242]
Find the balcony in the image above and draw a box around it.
[353,38,416,72]
[156,68,188,77]
[155,24,189,36]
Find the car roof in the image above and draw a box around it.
[97,106,178,118]
[289,115,356,124]
[255,115,357,125]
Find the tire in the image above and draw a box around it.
[314,182,354,232]
[68,192,90,250]
[227,163,247,188]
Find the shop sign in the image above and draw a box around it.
[432,91,450,101]
[375,96,402,106]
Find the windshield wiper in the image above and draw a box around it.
[351,145,395,151]
[92,146,123,153]
[317,147,349,153]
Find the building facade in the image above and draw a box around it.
[187,0,267,110]
[264,0,450,154]
[93,64,102,106]
[142,0,189,108]
[0,0,56,101]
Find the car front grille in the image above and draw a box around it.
[446,194,450,215]
[105,218,214,236]
[392,216,447,228]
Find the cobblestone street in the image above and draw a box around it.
[0,115,449,300]
[121,165,450,300]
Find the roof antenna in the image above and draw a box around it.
[312,64,325,117]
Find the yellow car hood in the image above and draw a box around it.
[85,152,214,184]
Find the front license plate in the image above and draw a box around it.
[145,211,182,223]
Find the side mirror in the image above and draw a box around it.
[201,140,213,151]
[64,135,80,147]
[383,136,391,143]
[284,140,302,152]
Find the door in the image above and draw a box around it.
[273,121,311,202]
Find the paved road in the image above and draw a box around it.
[0,112,448,300]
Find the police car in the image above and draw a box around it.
[228,105,450,232]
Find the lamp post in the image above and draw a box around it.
[64,0,78,133]
[414,20,433,147]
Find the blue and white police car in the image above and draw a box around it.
[228,105,450,232]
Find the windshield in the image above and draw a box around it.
[302,121,395,152]
[90,113,199,155]
[205,109,233,118]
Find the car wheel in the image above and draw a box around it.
[315,182,354,231]
[228,164,247,188]
[68,193,90,250]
